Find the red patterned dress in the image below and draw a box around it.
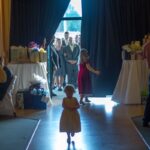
[78,62,92,96]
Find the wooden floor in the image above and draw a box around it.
[16,90,148,150]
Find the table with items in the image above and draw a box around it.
[112,59,149,104]
[8,62,51,108]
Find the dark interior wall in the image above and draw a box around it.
[10,0,70,46]
[81,0,150,96]
[10,0,42,46]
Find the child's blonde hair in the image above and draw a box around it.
[64,84,75,93]
[79,48,89,64]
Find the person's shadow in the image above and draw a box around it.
[67,141,76,150]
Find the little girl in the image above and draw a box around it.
[78,49,100,105]
[59,84,81,143]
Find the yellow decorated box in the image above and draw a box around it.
[28,48,40,63]
[10,46,29,63]
[39,48,47,62]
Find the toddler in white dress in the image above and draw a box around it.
[59,84,81,143]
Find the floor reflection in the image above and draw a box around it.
[88,97,118,114]
[53,132,87,150]
[51,97,118,150]
[28,95,147,150]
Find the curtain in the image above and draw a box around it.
[0,0,11,62]
[81,0,150,96]
[10,0,70,46]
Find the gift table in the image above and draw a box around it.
[112,59,149,104]
[7,62,51,104]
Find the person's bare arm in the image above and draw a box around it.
[74,98,80,109]
[86,63,100,75]
[70,98,80,110]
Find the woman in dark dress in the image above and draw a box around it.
[54,38,66,91]
[0,57,13,101]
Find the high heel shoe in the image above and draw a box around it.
[80,101,85,105]
[85,98,91,102]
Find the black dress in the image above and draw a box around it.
[55,48,66,76]
[0,66,13,101]
[143,94,150,126]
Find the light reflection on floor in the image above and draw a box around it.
[51,96,118,150]
[89,96,118,114]
[53,132,87,150]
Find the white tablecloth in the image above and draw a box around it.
[112,59,149,104]
[8,63,51,103]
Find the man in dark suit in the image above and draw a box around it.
[63,37,80,88]
[61,31,69,87]
[62,31,69,47]
[45,36,57,97]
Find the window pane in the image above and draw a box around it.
[56,20,81,32]
[63,0,82,17]
[55,20,81,39]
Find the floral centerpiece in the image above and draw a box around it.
[122,41,142,53]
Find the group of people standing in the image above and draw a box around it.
[51,31,100,104]
[51,31,81,92]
